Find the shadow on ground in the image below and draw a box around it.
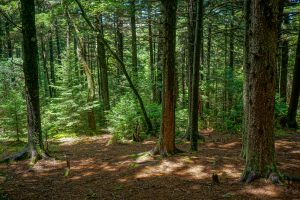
[0,132,299,200]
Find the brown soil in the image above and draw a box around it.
[0,132,299,200]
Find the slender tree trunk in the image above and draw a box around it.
[242,0,279,182]
[148,3,156,102]
[0,17,3,58]
[206,24,212,110]
[155,25,163,104]
[21,0,46,163]
[49,33,56,97]
[228,8,235,112]
[116,15,124,79]
[5,21,13,58]
[158,0,178,156]
[96,15,110,111]
[187,0,196,140]
[280,14,289,102]
[287,30,300,129]
[241,0,250,159]
[190,0,204,151]
[130,0,138,78]
[40,37,51,97]
[55,20,62,65]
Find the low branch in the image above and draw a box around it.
[0,9,22,31]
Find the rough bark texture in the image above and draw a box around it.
[287,30,300,129]
[242,0,279,182]
[21,0,45,163]
[159,0,177,156]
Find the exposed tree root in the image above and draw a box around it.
[1,146,50,166]
[240,171,260,183]
[149,146,184,157]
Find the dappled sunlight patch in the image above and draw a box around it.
[218,141,240,149]
[241,184,282,198]
[179,165,209,179]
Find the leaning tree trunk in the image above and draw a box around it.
[21,0,46,164]
[242,0,279,182]
[287,30,300,129]
[65,6,97,131]
[158,0,178,156]
[73,0,153,134]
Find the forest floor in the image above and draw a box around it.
[0,130,300,200]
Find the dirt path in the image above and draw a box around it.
[0,133,299,200]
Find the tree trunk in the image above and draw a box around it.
[40,37,51,97]
[159,0,178,156]
[228,7,235,112]
[0,17,3,58]
[148,3,156,103]
[5,21,13,58]
[287,30,300,129]
[190,0,204,151]
[55,20,62,65]
[96,15,110,111]
[242,0,279,182]
[241,0,250,159]
[21,0,46,163]
[206,24,212,110]
[116,15,124,79]
[280,14,289,102]
[49,33,56,97]
[187,0,196,140]
[130,0,138,78]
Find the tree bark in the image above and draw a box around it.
[96,15,110,111]
[190,0,204,151]
[242,0,279,182]
[55,20,62,65]
[280,14,289,102]
[187,0,196,140]
[49,33,56,97]
[287,30,300,129]
[21,0,46,163]
[148,3,156,103]
[159,0,178,156]
[5,21,12,58]
[130,0,138,78]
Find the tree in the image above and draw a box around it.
[287,30,300,129]
[157,0,178,155]
[190,0,204,151]
[242,0,279,182]
[21,0,46,163]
